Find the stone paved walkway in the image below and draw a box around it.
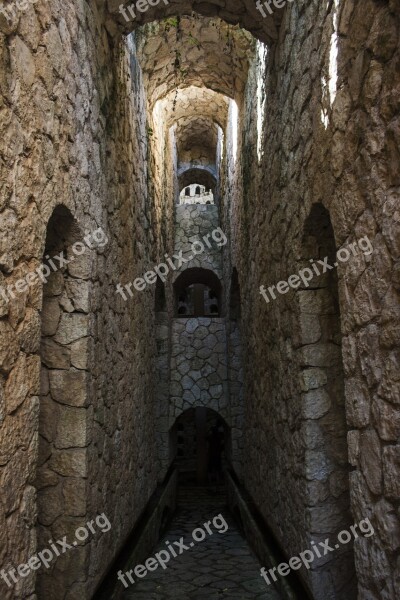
[119,485,283,599]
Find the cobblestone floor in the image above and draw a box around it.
[119,485,283,599]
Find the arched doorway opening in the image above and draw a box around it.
[170,408,231,485]
[298,203,356,599]
[174,267,222,317]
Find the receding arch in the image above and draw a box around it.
[174,267,222,317]
[112,1,282,44]
[37,205,90,599]
[170,408,231,484]
[178,167,217,196]
[298,203,357,599]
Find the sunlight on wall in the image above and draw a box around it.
[329,0,340,106]
[231,99,239,163]
[256,41,267,162]
[321,0,340,129]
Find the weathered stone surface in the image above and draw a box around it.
[62,478,87,517]
[49,449,87,478]
[383,446,400,499]
[360,430,382,495]
[0,321,19,373]
[49,370,87,407]
[5,353,40,414]
[374,499,400,553]
[41,338,71,369]
[41,298,61,336]
[302,389,331,420]
[55,406,88,449]
[372,396,400,442]
[53,313,89,345]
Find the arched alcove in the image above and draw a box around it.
[36,205,90,599]
[298,203,357,599]
[174,267,222,317]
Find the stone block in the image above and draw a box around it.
[66,280,91,313]
[69,337,90,369]
[53,313,89,345]
[345,377,370,428]
[41,338,71,369]
[49,449,87,478]
[0,320,19,373]
[5,353,39,414]
[49,370,87,407]
[62,478,87,517]
[374,498,400,553]
[41,298,61,336]
[302,388,331,419]
[305,450,333,482]
[55,406,88,449]
[372,396,400,442]
[360,430,382,495]
[37,484,63,527]
[300,368,328,391]
[347,430,360,466]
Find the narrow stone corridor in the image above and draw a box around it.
[115,486,282,600]
[0,1,399,599]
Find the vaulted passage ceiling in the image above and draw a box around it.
[135,16,252,184]
[135,16,253,105]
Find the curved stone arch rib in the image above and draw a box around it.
[110,1,281,44]
[177,164,217,179]
[136,17,254,105]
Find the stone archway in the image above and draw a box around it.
[297,203,356,599]
[170,407,231,484]
[36,205,91,599]
[108,0,282,44]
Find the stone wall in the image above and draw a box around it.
[220,1,400,598]
[173,204,223,280]
[0,3,162,598]
[170,317,228,422]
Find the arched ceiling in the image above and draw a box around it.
[106,0,283,44]
[176,116,218,162]
[152,86,229,169]
[135,16,253,105]
[157,86,229,130]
